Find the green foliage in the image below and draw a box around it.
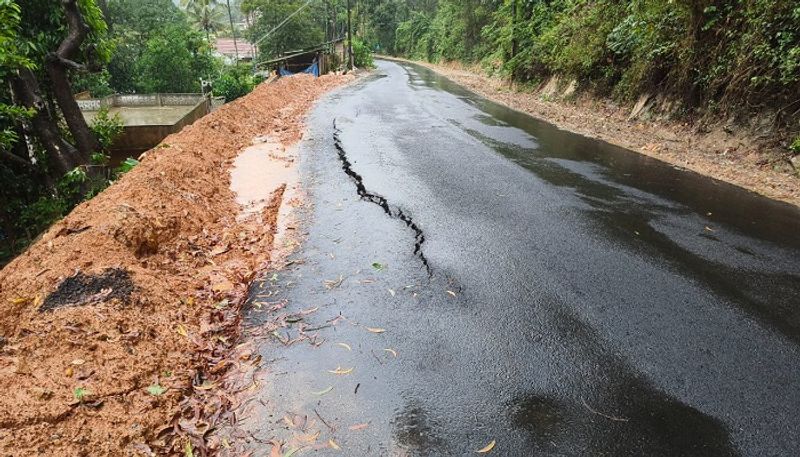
[395,11,433,60]
[213,63,257,101]
[114,157,139,175]
[72,70,115,98]
[134,23,220,93]
[0,0,34,151]
[0,0,33,71]
[243,0,325,61]
[146,384,168,396]
[351,37,374,68]
[106,0,219,94]
[791,137,800,155]
[184,0,229,39]
[382,0,800,114]
[73,387,90,402]
[107,0,187,35]
[90,107,124,151]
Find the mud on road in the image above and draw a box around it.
[0,73,350,456]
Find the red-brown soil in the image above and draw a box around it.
[0,73,349,456]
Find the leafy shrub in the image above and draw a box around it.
[90,107,123,152]
[213,63,256,102]
[134,23,220,93]
[791,137,800,154]
[389,0,800,118]
[352,37,375,69]
[114,158,140,176]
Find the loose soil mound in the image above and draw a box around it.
[0,74,348,456]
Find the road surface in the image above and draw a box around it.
[242,60,800,456]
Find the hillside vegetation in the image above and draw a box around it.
[360,0,799,143]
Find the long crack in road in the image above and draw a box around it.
[235,61,800,456]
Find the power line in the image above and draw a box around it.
[253,0,316,47]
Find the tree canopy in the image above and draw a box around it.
[365,0,800,114]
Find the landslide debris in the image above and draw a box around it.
[0,73,349,456]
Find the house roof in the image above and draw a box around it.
[214,38,255,60]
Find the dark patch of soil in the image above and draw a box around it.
[40,268,134,312]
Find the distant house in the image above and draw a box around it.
[214,38,255,63]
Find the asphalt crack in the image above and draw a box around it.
[333,119,431,275]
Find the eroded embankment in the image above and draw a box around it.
[0,74,349,456]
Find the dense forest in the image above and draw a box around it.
[357,0,799,133]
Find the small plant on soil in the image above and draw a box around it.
[791,137,800,155]
[73,387,89,402]
[146,384,167,396]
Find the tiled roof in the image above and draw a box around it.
[215,38,255,59]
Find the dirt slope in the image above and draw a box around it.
[0,74,348,456]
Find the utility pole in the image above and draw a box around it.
[226,0,240,62]
[324,0,330,43]
[347,0,354,70]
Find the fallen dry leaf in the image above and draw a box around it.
[193,382,217,391]
[328,439,341,450]
[211,279,234,293]
[297,431,320,444]
[384,348,397,357]
[312,386,333,396]
[328,366,354,375]
[366,327,386,334]
[348,423,369,431]
[447,290,457,297]
[477,440,496,453]
[336,342,352,351]
[176,324,189,337]
[324,275,345,289]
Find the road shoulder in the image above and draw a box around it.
[379,55,800,208]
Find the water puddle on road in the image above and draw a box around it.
[230,138,296,219]
[230,137,304,263]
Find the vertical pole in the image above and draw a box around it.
[347,0,354,70]
[324,0,330,43]
[510,0,519,83]
[226,0,240,62]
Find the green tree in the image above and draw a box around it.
[1,0,113,262]
[243,0,326,61]
[134,23,219,93]
[213,62,258,101]
[105,0,219,93]
[183,0,228,41]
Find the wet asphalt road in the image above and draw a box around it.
[243,61,800,456]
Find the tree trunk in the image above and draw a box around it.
[46,0,99,158]
[0,192,18,256]
[10,69,81,177]
[347,0,354,70]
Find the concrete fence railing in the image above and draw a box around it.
[77,93,208,111]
